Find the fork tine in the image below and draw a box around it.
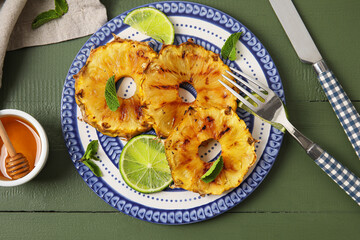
[218,80,257,112]
[230,67,271,94]
[222,74,263,106]
[225,70,267,100]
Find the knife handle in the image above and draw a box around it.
[313,150,360,205]
[315,61,360,160]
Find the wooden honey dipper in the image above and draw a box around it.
[0,119,30,180]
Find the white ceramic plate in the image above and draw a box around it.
[61,1,285,224]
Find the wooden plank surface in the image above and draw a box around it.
[0,0,360,238]
[0,212,359,240]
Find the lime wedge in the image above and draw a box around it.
[201,156,224,183]
[239,92,286,133]
[119,135,172,193]
[124,7,175,44]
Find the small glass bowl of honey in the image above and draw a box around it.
[0,109,48,186]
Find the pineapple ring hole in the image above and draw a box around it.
[198,138,222,163]
[116,77,136,99]
[179,82,197,103]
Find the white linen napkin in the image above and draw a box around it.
[0,0,27,88]
[0,0,108,88]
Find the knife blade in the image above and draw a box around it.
[269,0,360,160]
[269,0,322,64]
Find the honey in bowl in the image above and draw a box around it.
[0,115,41,180]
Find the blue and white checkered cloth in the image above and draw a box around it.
[318,71,360,159]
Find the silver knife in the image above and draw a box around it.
[269,0,360,159]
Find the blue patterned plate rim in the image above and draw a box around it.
[61,1,285,225]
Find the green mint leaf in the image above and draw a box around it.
[83,140,99,161]
[32,10,61,29]
[81,140,102,177]
[55,0,69,15]
[83,160,102,177]
[201,156,224,183]
[105,75,120,111]
[221,32,242,61]
[32,0,68,29]
[82,140,99,161]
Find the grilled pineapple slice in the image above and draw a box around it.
[165,107,256,195]
[142,39,237,138]
[74,36,157,139]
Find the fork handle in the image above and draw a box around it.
[314,60,360,160]
[282,119,360,205]
[312,148,360,205]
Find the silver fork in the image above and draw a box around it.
[220,67,360,205]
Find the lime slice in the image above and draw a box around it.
[124,7,175,44]
[119,135,172,193]
[201,156,224,183]
[239,92,286,133]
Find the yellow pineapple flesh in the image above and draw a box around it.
[165,107,256,195]
[74,36,157,139]
[142,39,238,138]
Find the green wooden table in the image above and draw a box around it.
[1,0,360,239]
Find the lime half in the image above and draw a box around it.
[119,135,172,193]
[124,7,175,44]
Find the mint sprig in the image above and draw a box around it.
[221,32,242,61]
[32,10,60,29]
[32,0,69,29]
[83,140,100,161]
[80,140,102,177]
[105,75,120,111]
[83,160,102,178]
[55,0,69,15]
[201,156,224,183]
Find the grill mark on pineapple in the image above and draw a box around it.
[203,162,212,174]
[101,122,111,129]
[247,137,255,145]
[136,50,144,57]
[206,116,214,122]
[160,101,180,109]
[76,89,84,98]
[219,127,231,138]
[157,66,178,75]
[199,66,214,76]
[183,158,193,167]
[224,107,232,115]
[151,85,177,90]
[212,70,220,76]
[202,116,215,132]
[135,104,144,120]
[188,76,194,84]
